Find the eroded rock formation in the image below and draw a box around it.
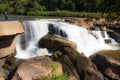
[39,34,106,80]
[0,20,120,80]
[107,29,120,43]
[0,21,24,80]
[90,54,120,80]
[0,21,24,58]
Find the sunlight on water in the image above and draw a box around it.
[15,20,119,59]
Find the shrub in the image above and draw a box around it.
[37,62,70,80]
[42,73,70,80]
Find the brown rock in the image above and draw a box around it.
[2,56,23,80]
[90,54,120,80]
[0,58,6,66]
[0,66,7,80]
[48,23,68,38]
[0,35,15,48]
[0,36,16,58]
[0,21,24,36]
[108,27,120,34]
[39,34,106,80]
[54,52,80,80]
[95,50,120,62]
[104,39,111,44]
[12,73,21,80]
[13,56,62,80]
[39,34,76,51]
[107,29,120,43]
[69,18,94,28]
[0,21,24,58]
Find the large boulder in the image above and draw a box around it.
[39,34,106,80]
[94,50,120,62]
[90,54,120,80]
[54,51,80,80]
[65,18,95,28]
[48,23,68,38]
[12,56,62,80]
[0,21,24,36]
[39,34,76,52]
[0,21,24,58]
[3,56,22,80]
[107,29,120,43]
[108,27,120,34]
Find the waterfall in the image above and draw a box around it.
[48,22,117,56]
[103,31,118,44]
[15,20,50,59]
[16,20,118,59]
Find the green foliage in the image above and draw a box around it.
[14,1,26,14]
[37,62,70,80]
[51,62,60,75]
[0,0,119,18]
[27,11,103,18]
[7,7,14,14]
[42,73,69,80]
[0,4,8,13]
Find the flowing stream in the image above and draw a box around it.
[15,20,118,59]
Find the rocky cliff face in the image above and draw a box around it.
[0,21,24,58]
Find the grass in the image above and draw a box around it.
[37,62,70,80]
[41,73,70,80]
[27,11,106,18]
[0,11,109,20]
[1,11,119,21]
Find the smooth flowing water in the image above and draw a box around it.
[15,20,118,59]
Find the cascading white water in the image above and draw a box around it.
[103,31,118,44]
[49,22,117,56]
[15,20,50,59]
[16,20,118,59]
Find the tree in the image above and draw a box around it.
[0,4,8,13]
[0,0,120,16]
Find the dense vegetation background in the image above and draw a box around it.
[0,0,120,18]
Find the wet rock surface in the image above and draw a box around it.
[0,19,120,80]
[39,34,106,80]
[0,34,119,80]
[107,29,120,43]
[54,52,80,80]
[90,54,120,80]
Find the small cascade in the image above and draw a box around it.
[104,31,109,39]
[103,31,117,44]
[16,20,118,59]
[15,20,50,59]
[48,22,117,56]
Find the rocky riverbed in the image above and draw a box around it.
[0,18,120,80]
